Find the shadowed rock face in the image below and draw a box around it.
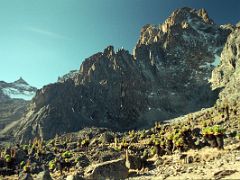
[10,7,233,143]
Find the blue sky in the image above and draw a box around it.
[0,0,239,88]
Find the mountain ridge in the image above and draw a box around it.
[2,7,237,143]
[0,78,37,131]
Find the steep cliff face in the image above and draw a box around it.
[12,48,149,141]
[9,7,232,142]
[211,28,240,109]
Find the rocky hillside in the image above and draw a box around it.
[0,78,37,131]
[7,7,234,143]
[1,117,240,179]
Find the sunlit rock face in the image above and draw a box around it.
[9,7,233,143]
[211,28,240,109]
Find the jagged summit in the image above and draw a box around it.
[135,7,225,50]
[165,7,214,28]
[0,78,37,101]
[13,77,29,85]
[103,46,115,57]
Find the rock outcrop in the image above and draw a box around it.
[8,7,233,143]
[211,28,240,110]
[84,158,129,179]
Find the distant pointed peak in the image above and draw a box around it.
[14,77,29,85]
[103,45,115,56]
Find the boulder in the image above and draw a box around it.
[15,149,27,162]
[214,170,238,179]
[19,172,34,180]
[35,170,53,180]
[67,142,78,150]
[84,158,128,179]
[125,151,142,170]
[75,153,90,168]
[66,174,84,180]
[31,162,44,174]
[0,167,15,176]
[99,132,114,144]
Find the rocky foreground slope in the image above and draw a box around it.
[1,108,240,180]
[0,78,37,132]
[5,7,234,142]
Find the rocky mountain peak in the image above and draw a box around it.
[165,7,213,28]
[0,78,37,131]
[103,46,115,57]
[135,7,226,49]
[133,7,232,88]
[0,78,37,101]
[197,8,214,24]
[13,77,29,85]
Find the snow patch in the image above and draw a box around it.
[212,54,221,66]
[2,87,35,101]
[206,54,221,67]
[14,83,32,90]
